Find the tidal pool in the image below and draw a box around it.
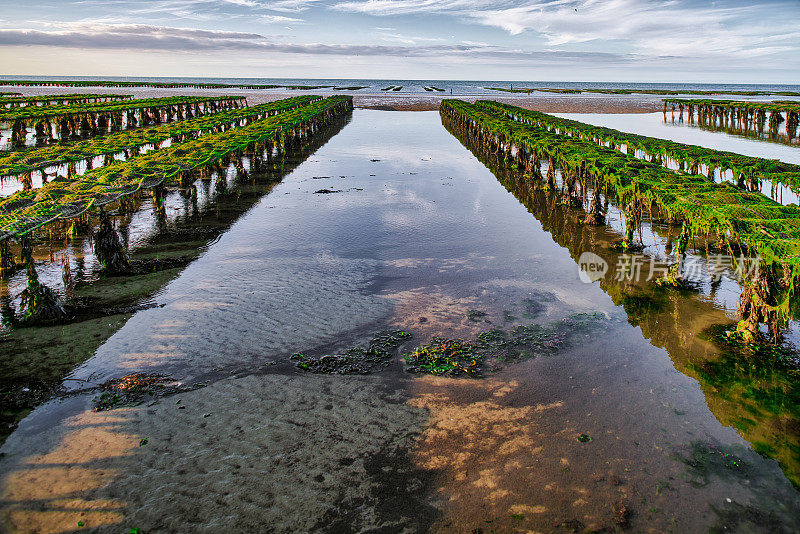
[1,110,799,532]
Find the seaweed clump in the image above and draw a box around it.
[405,338,483,376]
[291,330,412,374]
[18,237,66,325]
[94,212,131,274]
[676,440,752,488]
[405,313,606,377]
[92,372,192,411]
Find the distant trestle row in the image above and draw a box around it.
[663,98,800,141]
[0,95,323,187]
[0,96,246,147]
[0,94,133,109]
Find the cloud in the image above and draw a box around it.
[258,14,304,23]
[71,0,321,22]
[0,22,634,64]
[332,0,800,60]
[375,30,446,45]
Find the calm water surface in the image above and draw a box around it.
[2,110,799,532]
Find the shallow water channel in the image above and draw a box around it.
[1,110,799,532]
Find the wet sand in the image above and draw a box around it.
[1,374,434,533]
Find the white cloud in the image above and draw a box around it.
[0,21,631,65]
[333,0,800,61]
[259,14,304,23]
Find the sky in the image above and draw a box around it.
[0,0,799,83]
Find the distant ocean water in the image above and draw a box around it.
[2,75,799,97]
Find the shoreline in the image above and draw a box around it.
[0,85,664,113]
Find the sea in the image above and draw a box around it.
[2,75,800,97]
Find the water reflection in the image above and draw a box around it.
[0,111,352,442]
[447,117,800,489]
[663,106,800,147]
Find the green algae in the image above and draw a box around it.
[486,87,800,96]
[677,441,752,488]
[466,309,488,322]
[405,312,607,376]
[444,100,800,271]
[405,337,482,376]
[0,94,132,108]
[0,95,244,124]
[0,79,333,90]
[0,96,353,241]
[290,313,608,378]
[441,99,800,343]
[475,100,800,196]
[290,330,412,374]
[446,119,800,493]
[0,109,351,446]
[0,95,323,179]
[663,98,800,117]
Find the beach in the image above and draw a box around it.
[1,84,664,113]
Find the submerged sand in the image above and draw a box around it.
[0,374,436,533]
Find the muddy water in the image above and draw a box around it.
[1,110,799,533]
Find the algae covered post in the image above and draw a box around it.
[440,99,800,345]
